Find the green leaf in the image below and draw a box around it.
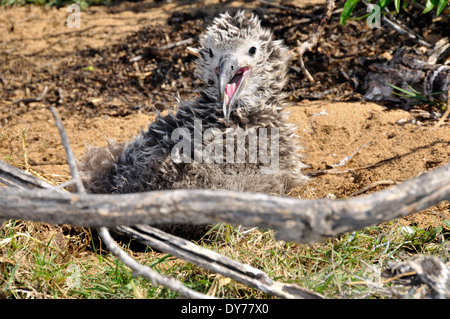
[386,83,428,101]
[386,83,416,96]
[443,220,450,229]
[436,0,449,15]
[377,0,394,11]
[423,0,439,13]
[394,0,401,12]
[340,0,360,25]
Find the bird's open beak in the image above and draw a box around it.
[216,55,250,122]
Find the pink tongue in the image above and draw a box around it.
[225,83,237,101]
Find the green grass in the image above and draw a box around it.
[387,83,448,111]
[1,215,449,298]
[0,220,216,299]
[340,0,449,26]
[205,221,450,298]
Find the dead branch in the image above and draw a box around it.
[434,90,450,128]
[382,15,431,48]
[350,180,398,197]
[13,85,48,104]
[159,37,195,51]
[97,227,214,299]
[49,107,85,194]
[0,159,56,190]
[427,38,450,64]
[360,0,432,48]
[0,160,448,243]
[115,225,324,299]
[382,255,450,299]
[1,158,447,299]
[296,0,335,83]
[381,7,431,48]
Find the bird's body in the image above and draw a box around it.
[79,11,307,205]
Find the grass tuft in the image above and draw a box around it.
[1,212,449,298]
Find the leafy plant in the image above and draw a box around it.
[341,0,449,25]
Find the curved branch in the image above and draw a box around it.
[296,0,335,83]
[97,227,214,299]
[50,106,86,194]
[1,160,448,243]
[115,225,324,299]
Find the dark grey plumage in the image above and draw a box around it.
[79,11,307,202]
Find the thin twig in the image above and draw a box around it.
[13,86,48,104]
[360,0,431,48]
[0,160,59,191]
[332,142,373,168]
[49,107,85,194]
[52,108,207,298]
[26,39,67,56]
[363,0,431,49]
[350,180,399,196]
[0,162,449,243]
[427,37,450,64]
[159,38,195,51]
[308,140,450,176]
[382,15,431,48]
[434,91,450,128]
[296,0,335,83]
[346,271,417,286]
[97,227,214,299]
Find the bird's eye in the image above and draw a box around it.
[248,46,257,56]
[208,48,214,58]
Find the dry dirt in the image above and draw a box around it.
[0,0,449,232]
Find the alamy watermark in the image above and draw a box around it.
[171,120,280,174]
[66,264,81,289]
[66,4,81,29]
[367,4,381,29]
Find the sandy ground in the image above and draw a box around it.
[0,0,449,230]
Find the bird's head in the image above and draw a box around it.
[194,11,290,122]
